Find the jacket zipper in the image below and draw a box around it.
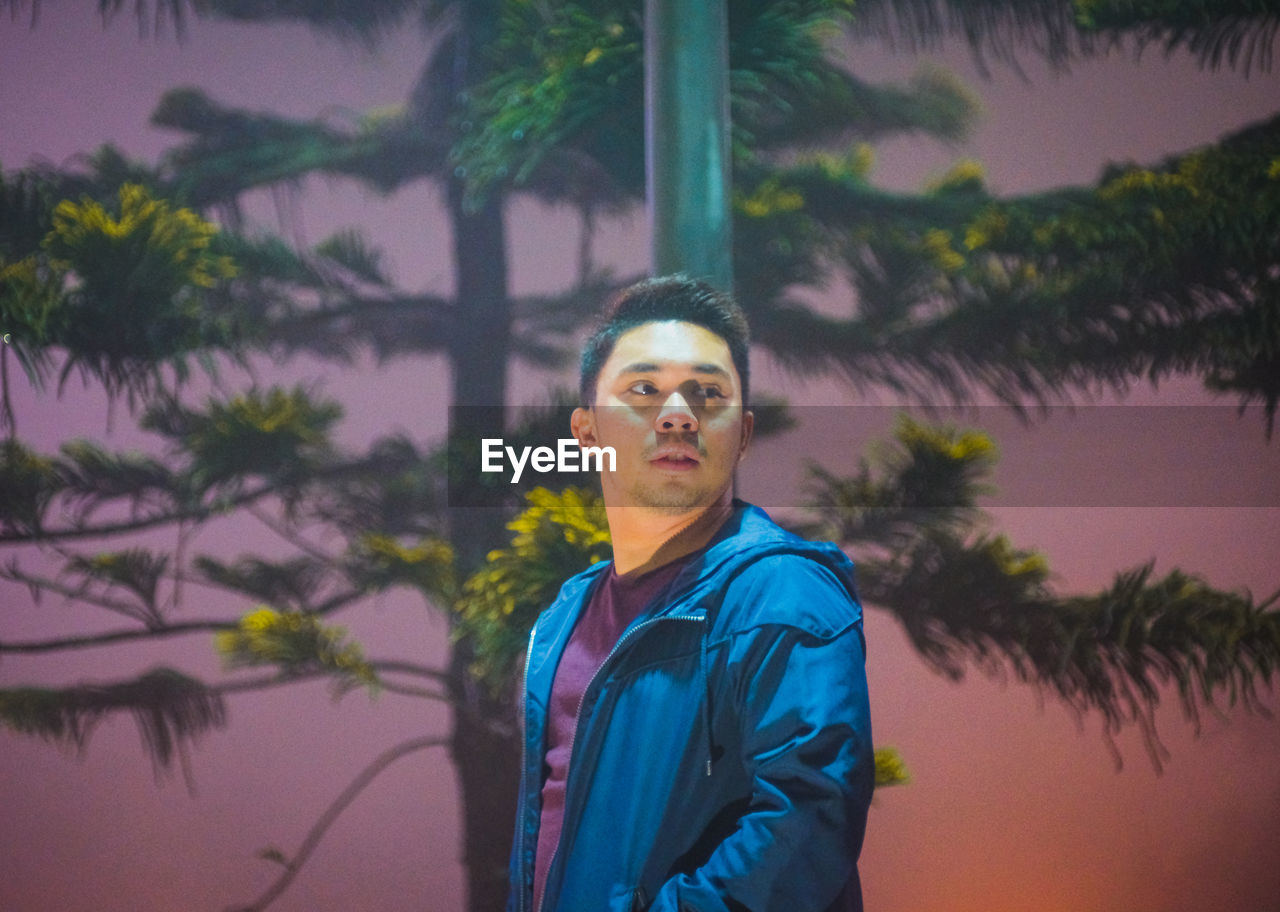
[533,612,705,912]
[515,617,542,912]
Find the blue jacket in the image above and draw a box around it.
[508,503,873,912]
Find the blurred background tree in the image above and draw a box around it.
[2,2,1279,910]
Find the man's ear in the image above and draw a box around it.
[571,407,597,447]
[737,409,754,463]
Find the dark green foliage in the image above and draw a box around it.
[203,0,426,42]
[193,228,458,365]
[307,436,446,538]
[453,0,979,207]
[0,438,61,535]
[717,114,1280,426]
[436,3,1280,430]
[314,228,393,287]
[938,113,1280,427]
[153,87,442,205]
[194,554,330,610]
[807,415,1280,770]
[57,440,177,521]
[1,176,241,404]
[0,164,56,259]
[66,548,171,626]
[850,0,1280,73]
[803,415,994,542]
[141,386,342,495]
[2,0,431,42]
[1073,0,1280,71]
[0,668,226,775]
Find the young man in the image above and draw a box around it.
[507,276,873,912]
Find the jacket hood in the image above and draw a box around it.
[655,501,858,618]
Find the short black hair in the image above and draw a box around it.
[579,275,751,406]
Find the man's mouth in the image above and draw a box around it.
[649,446,701,471]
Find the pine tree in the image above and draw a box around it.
[2,2,1279,910]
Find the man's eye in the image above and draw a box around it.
[627,381,658,396]
[690,384,726,402]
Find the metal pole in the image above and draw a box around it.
[645,0,733,292]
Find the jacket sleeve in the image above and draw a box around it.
[646,560,874,912]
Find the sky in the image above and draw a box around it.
[2,5,1279,912]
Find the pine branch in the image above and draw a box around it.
[150,86,446,206]
[368,659,452,688]
[0,619,236,654]
[0,480,279,545]
[809,415,1280,770]
[864,533,1279,759]
[210,663,450,699]
[261,293,454,362]
[850,0,1280,73]
[2,428,440,547]
[0,667,226,779]
[731,110,1280,424]
[227,734,448,912]
[1075,0,1280,73]
[2,559,152,621]
[0,589,366,655]
[849,0,1111,73]
[201,0,424,45]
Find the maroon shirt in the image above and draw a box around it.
[532,556,692,911]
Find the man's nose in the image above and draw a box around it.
[655,390,698,433]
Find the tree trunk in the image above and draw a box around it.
[443,3,520,909]
[448,638,520,912]
[446,178,519,912]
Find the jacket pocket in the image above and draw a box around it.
[631,886,650,912]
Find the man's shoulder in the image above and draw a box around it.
[714,552,861,637]
[697,504,862,639]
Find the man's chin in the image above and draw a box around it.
[625,482,718,515]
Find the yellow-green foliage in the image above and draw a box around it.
[70,549,168,611]
[177,387,342,490]
[736,177,807,218]
[0,258,61,345]
[453,3,640,196]
[874,746,910,787]
[925,158,985,195]
[985,534,1050,580]
[45,183,236,294]
[919,228,965,274]
[454,486,611,690]
[215,606,378,694]
[351,532,456,599]
[1097,164,1197,202]
[957,139,1280,279]
[895,414,996,465]
[4,183,238,390]
[962,206,1010,251]
[0,438,60,534]
[803,143,876,187]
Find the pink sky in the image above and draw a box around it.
[2,6,1279,912]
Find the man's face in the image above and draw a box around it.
[572,320,753,515]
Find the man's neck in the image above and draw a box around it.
[605,490,735,576]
